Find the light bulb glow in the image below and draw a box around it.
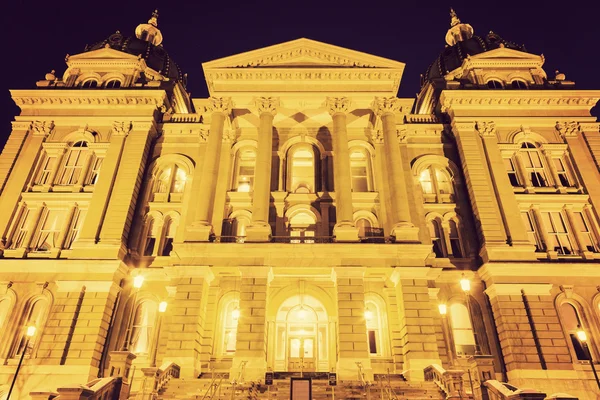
[133,275,145,289]
[159,301,168,313]
[231,307,240,320]
[364,309,374,321]
[438,304,447,315]
[577,330,588,342]
[460,277,471,292]
[26,326,36,337]
[297,308,307,320]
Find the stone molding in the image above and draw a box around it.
[371,97,403,116]
[55,280,117,293]
[555,121,580,138]
[475,121,497,138]
[11,121,33,131]
[254,97,280,115]
[443,95,599,108]
[11,92,166,107]
[207,96,233,115]
[326,97,351,115]
[484,283,553,299]
[111,120,132,136]
[31,120,55,136]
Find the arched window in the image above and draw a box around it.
[129,300,157,355]
[349,148,371,192]
[520,142,548,187]
[365,300,382,355]
[289,211,317,243]
[57,141,89,186]
[104,79,121,88]
[80,79,98,88]
[221,299,240,355]
[487,79,503,89]
[449,303,476,356]
[559,302,591,361]
[511,80,528,89]
[419,166,455,203]
[233,148,256,192]
[448,220,463,258]
[153,165,187,202]
[288,145,317,193]
[13,299,47,357]
[142,216,160,256]
[160,216,178,256]
[428,219,445,257]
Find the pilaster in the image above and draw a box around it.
[0,121,33,195]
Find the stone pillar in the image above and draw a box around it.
[580,122,600,170]
[232,267,270,381]
[394,276,440,381]
[210,132,235,237]
[327,97,359,242]
[371,98,418,242]
[0,121,32,195]
[383,287,404,372]
[476,122,536,259]
[0,121,50,244]
[246,97,279,242]
[450,121,509,262]
[72,122,129,254]
[187,97,232,241]
[334,267,372,380]
[371,130,393,235]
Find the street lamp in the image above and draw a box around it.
[150,301,168,367]
[460,274,481,355]
[577,328,600,390]
[7,326,36,400]
[438,304,456,368]
[364,307,374,321]
[122,275,145,351]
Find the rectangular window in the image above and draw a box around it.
[521,211,543,251]
[504,158,520,186]
[368,330,378,354]
[10,208,34,249]
[572,212,598,253]
[31,209,65,251]
[64,209,87,249]
[57,149,86,185]
[36,156,56,185]
[86,157,103,185]
[542,211,575,255]
[553,158,573,187]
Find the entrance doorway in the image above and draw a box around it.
[273,295,330,372]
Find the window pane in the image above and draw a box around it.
[368,330,377,354]
[419,170,433,194]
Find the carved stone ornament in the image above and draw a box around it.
[555,121,580,138]
[326,97,351,115]
[560,284,574,299]
[370,129,384,144]
[255,97,280,115]
[222,129,237,143]
[371,97,402,116]
[31,120,55,136]
[112,121,132,136]
[208,97,233,115]
[475,121,497,138]
[397,128,408,144]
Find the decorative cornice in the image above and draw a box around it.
[475,121,497,138]
[11,121,33,131]
[11,93,166,107]
[255,97,280,116]
[208,97,233,115]
[162,125,208,141]
[442,93,599,109]
[206,70,402,84]
[111,121,132,136]
[555,121,580,139]
[31,120,55,136]
[371,97,403,116]
[326,97,350,115]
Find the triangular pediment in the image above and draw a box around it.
[469,47,543,62]
[68,48,141,62]
[202,38,405,70]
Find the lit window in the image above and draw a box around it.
[520,142,548,187]
[31,209,65,252]
[365,301,381,355]
[14,299,47,357]
[558,303,590,361]
[143,217,158,256]
[104,79,121,88]
[160,217,178,256]
[153,165,187,201]
[572,212,598,253]
[542,211,575,255]
[234,148,256,192]
[428,220,445,257]
[232,215,251,240]
[64,208,87,249]
[419,166,454,203]
[57,141,89,186]
[450,303,476,356]
[80,79,98,88]
[487,80,503,89]
[289,211,317,243]
[449,220,463,258]
[521,211,543,252]
[504,158,520,186]
[511,80,527,89]
[130,300,157,355]
[222,300,240,354]
[288,145,316,193]
[350,149,371,192]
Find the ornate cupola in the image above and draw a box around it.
[445,8,474,46]
[135,9,163,46]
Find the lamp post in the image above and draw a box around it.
[438,303,456,367]
[7,326,36,400]
[122,275,145,351]
[150,301,168,367]
[577,329,600,390]
[460,274,481,355]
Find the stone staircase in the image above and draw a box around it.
[157,373,445,400]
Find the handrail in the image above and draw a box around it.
[424,364,471,399]
[231,360,248,400]
[377,369,398,400]
[201,374,224,400]
[483,380,548,400]
[53,377,121,400]
[356,362,371,400]
[155,361,181,393]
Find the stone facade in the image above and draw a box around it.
[0,9,599,400]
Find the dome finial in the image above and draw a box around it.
[445,8,474,46]
[148,9,159,27]
[135,9,163,45]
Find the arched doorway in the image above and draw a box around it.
[273,295,330,372]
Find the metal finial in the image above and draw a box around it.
[148,9,159,26]
[450,7,461,27]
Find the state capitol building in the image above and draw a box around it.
[0,9,599,400]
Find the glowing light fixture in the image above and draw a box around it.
[133,275,145,289]
[26,326,36,337]
[159,301,168,313]
[364,308,374,321]
[438,304,447,316]
[297,306,307,320]
[460,275,471,292]
[232,306,240,321]
[577,329,588,342]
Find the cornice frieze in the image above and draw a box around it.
[12,92,166,107]
[206,70,401,82]
[443,96,598,108]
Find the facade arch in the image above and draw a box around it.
[8,290,53,359]
[364,292,391,357]
[555,292,600,361]
[280,135,326,160]
[508,131,548,145]
[74,72,102,87]
[61,130,98,144]
[214,291,241,356]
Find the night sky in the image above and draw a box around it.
[3,1,599,149]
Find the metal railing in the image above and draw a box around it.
[230,360,248,400]
[356,362,371,400]
[201,369,225,400]
[424,364,471,399]
[376,369,398,400]
[211,234,397,244]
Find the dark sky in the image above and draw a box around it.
[3,1,599,149]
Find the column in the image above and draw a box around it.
[232,267,270,381]
[334,267,372,380]
[327,97,359,242]
[246,97,279,242]
[541,148,564,192]
[371,130,393,235]
[186,97,232,242]
[0,121,50,244]
[210,131,235,237]
[371,97,419,242]
[394,276,440,381]
[477,122,536,259]
[383,287,404,372]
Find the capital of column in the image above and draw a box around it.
[326,97,351,115]
[208,96,233,115]
[370,129,384,144]
[254,96,280,116]
[31,120,55,136]
[371,97,402,117]
[555,121,580,139]
[475,121,497,138]
[111,120,132,136]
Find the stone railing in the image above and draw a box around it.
[484,380,579,400]
[30,377,121,400]
[136,361,181,400]
[424,364,472,399]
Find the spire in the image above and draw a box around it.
[135,9,163,46]
[445,8,474,46]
